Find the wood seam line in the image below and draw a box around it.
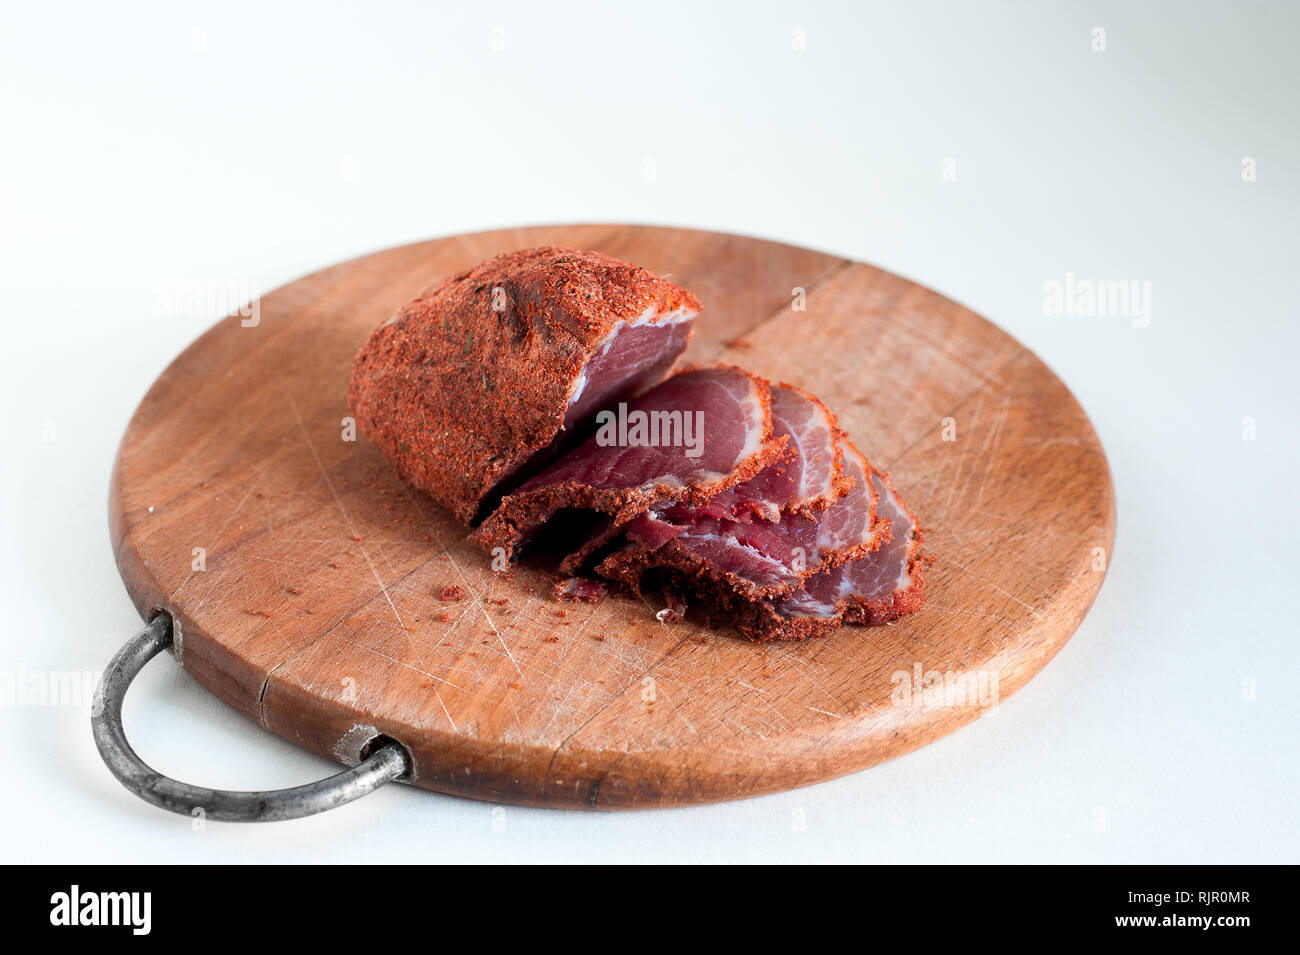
[697,257,855,358]
[585,746,633,809]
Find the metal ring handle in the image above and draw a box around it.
[92,613,411,822]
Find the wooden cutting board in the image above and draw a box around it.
[111,225,1114,809]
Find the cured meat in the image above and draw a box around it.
[349,247,698,524]
[772,468,924,631]
[348,242,929,644]
[556,383,845,574]
[471,365,786,561]
[709,469,924,641]
[597,439,885,601]
[672,383,846,522]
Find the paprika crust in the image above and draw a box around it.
[348,246,699,524]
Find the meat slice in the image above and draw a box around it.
[619,467,922,642]
[557,383,845,574]
[718,469,923,641]
[349,247,698,524]
[470,366,785,562]
[596,440,885,602]
[676,383,847,522]
[774,469,924,627]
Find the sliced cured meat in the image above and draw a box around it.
[678,383,847,522]
[470,365,785,561]
[349,247,698,524]
[719,469,924,641]
[774,469,924,629]
[348,242,928,644]
[596,440,885,602]
[558,383,845,574]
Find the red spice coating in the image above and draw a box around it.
[834,473,926,627]
[598,467,925,642]
[348,247,700,524]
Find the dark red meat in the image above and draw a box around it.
[470,365,785,561]
[773,468,924,629]
[677,383,846,522]
[596,439,885,601]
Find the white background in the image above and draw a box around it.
[2,1,1296,863]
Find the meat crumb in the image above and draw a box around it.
[552,577,607,604]
[438,585,467,601]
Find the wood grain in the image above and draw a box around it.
[110,225,1114,809]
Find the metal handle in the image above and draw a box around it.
[92,612,411,822]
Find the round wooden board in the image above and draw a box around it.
[111,225,1114,810]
